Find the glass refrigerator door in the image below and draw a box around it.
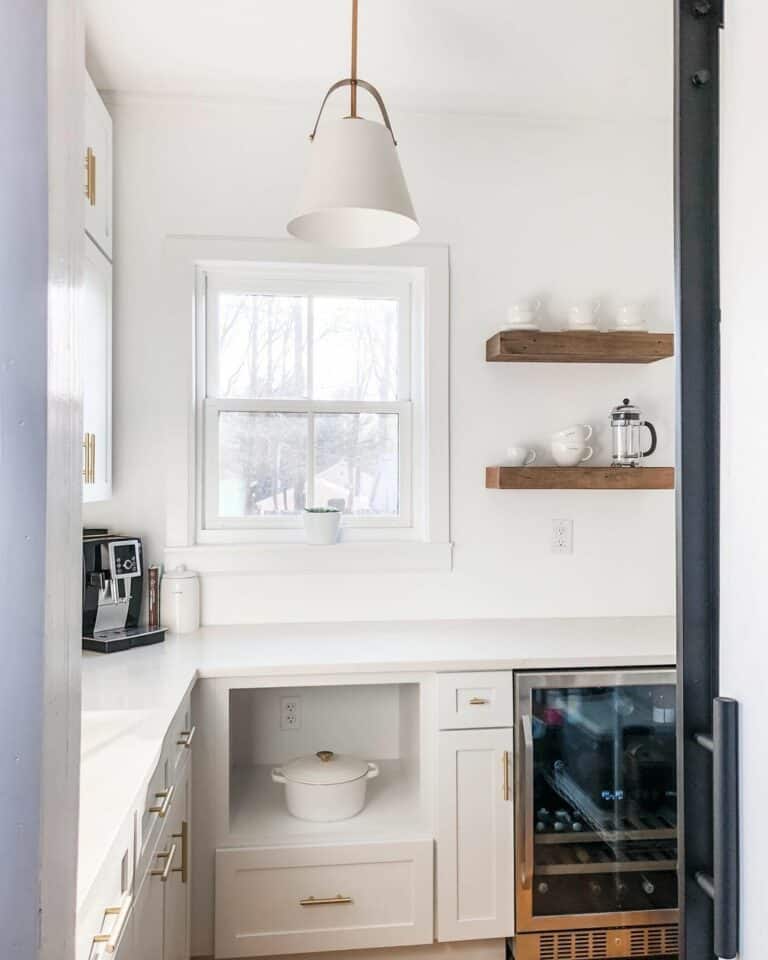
[517,671,678,929]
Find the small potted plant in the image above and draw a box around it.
[303,506,341,545]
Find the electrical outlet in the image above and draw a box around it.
[551,518,573,554]
[280,696,301,731]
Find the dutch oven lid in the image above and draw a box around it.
[278,750,370,785]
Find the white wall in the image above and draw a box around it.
[84,95,675,624]
[720,3,768,954]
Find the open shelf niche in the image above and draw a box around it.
[228,682,429,844]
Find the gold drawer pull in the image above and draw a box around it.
[172,820,188,884]
[91,893,132,953]
[149,783,175,817]
[299,894,353,906]
[469,696,490,705]
[177,725,196,748]
[151,842,178,882]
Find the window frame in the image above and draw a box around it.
[196,262,423,543]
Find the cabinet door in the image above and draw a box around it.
[81,236,112,502]
[84,71,113,259]
[133,862,165,960]
[436,728,515,942]
[163,765,190,960]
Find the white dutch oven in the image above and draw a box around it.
[271,750,380,822]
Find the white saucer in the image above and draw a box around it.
[503,323,540,332]
[611,325,648,332]
[565,324,600,333]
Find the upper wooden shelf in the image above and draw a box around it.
[486,466,675,490]
[486,330,674,364]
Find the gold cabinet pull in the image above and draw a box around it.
[151,842,177,882]
[176,725,196,748]
[502,750,511,802]
[172,820,188,884]
[85,147,96,206]
[469,696,490,705]
[91,893,132,953]
[82,433,96,485]
[149,783,175,817]
[299,894,353,906]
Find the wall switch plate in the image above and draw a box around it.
[280,696,301,731]
[551,518,573,554]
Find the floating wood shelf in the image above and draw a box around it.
[486,466,675,490]
[486,330,674,364]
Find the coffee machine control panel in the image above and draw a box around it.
[109,540,142,579]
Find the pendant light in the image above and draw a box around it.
[287,0,419,248]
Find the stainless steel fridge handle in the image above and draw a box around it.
[521,713,535,890]
[694,697,740,960]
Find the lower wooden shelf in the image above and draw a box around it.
[486,466,675,490]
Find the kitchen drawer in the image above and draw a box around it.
[214,839,434,957]
[437,671,513,729]
[164,690,194,776]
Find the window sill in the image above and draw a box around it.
[164,541,454,576]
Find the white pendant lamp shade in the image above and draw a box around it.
[287,0,419,249]
[288,116,419,248]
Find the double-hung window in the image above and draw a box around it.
[201,265,417,539]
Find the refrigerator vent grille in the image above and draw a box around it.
[534,925,678,960]
[539,930,607,960]
[629,925,679,956]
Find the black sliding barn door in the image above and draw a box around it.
[675,3,738,959]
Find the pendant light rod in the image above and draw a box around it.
[350,0,359,118]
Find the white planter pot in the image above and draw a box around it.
[271,750,380,822]
[303,509,341,545]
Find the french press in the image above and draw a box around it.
[610,399,657,466]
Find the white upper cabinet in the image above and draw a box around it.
[84,72,113,259]
[81,236,112,502]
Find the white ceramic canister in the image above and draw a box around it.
[161,565,200,634]
[271,750,380,822]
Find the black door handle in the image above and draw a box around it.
[694,697,739,959]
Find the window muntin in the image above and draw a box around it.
[202,269,412,531]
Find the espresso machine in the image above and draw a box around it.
[83,531,166,653]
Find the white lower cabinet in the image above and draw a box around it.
[214,839,434,958]
[132,864,165,960]
[163,769,190,960]
[436,728,515,942]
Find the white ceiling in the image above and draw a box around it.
[85,0,672,121]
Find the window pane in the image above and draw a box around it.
[218,412,307,516]
[314,413,399,515]
[217,293,307,398]
[313,297,399,401]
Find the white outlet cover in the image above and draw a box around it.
[551,518,573,554]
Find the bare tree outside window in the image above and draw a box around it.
[208,282,406,522]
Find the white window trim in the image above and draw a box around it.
[161,236,451,574]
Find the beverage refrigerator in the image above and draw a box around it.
[513,670,679,960]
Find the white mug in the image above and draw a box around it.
[553,423,593,445]
[552,441,594,466]
[567,301,601,330]
[505,299,541,329]
[503,445,537,467]
[614,303,647,330]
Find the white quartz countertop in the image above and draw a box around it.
[78,616,675,910]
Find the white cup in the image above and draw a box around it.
[505,299,541,329]
[552,441,594,466]
[503,445,537,467]
[567,301,601,330]
[614,303,647,330]
[552,423,593,445]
